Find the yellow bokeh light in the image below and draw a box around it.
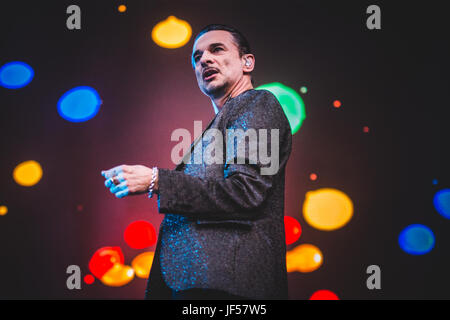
[286,244,323,273]
[13,160,43,187]
[313,253,321,263]
[118,5,126,13]
[100,263,135,287]
[303,188,353,231]
[131,251,155,279]
[0,206,8,216]
[151,16,192,49]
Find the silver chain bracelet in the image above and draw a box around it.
[147,166,158,199]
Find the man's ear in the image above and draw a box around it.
[242,54,255,72]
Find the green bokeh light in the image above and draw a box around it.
[256,82,306,135]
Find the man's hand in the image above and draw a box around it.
[101,164,158,199]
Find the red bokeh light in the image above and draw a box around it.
[284,216,302,245]
[84,274,95,285]
[333,100,341,108]
[88,246,124,279]
[124,220,156,249]
[309,290,339,300]
[310,173,317,181]
[363,126,370,133]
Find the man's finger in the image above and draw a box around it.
[104,172,126,188]
[110,181,127,194]
[116,172,126,182]
[105,178,113,188]
[116,188,129,199]
[102,165,124,179]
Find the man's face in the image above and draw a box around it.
[192,30,245,97]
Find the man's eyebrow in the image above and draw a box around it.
[192,42,226,58]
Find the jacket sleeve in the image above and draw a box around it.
[156,91,292,221]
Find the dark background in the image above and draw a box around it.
[0,0,448,299]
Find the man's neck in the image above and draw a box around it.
[211,79,253,115]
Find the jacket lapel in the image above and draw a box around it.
[174,112,220,171]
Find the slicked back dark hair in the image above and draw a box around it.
[191,24,254,84]
[194,24,252,58]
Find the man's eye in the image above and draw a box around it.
[213,47,223,52]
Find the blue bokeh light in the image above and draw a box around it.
[398,224,435,255]
[0,61,34,89]
[57,86,101,122]
[433,189,450,219]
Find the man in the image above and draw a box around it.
[101,24,292,299]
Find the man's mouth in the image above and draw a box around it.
[202,68,219,81]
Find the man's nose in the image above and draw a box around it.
[200,51,214,66]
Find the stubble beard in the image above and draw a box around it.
[203,77,229,98]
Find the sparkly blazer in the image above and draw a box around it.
[147,89,292,299]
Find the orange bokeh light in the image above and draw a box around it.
[286,244,323,273]
[100,263,135,287]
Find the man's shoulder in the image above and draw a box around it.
[229,88,281,115]
[224,88,291,132]
[246,88,279,104]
